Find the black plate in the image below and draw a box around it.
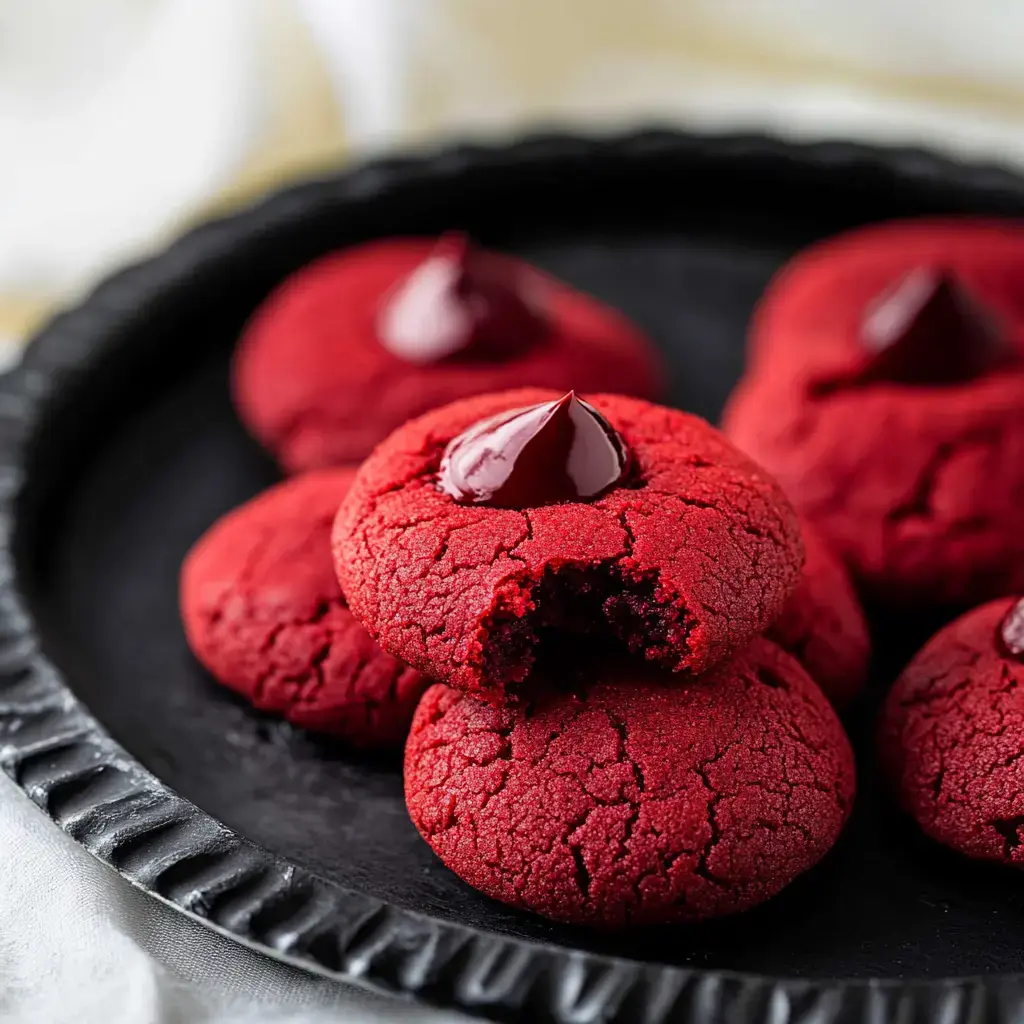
[6,132,1024,1024]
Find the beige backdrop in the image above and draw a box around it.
[3,0,1023,353]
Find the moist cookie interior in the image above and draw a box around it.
[478,563,692,696]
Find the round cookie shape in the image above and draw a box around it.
[333,388,804,701]
[404,638,856,927]
[232,238,664,473]
[768,522,870,708]
[723,219,1024,610]
[180,469,428,748]
[879,597,1024,866]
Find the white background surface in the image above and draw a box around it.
[4,2,1024,1021]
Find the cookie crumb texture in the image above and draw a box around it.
[232,239,663,472]
[880,597,1024,865]
[405,639,855,927]
[769,523,870,708]
[723,220,1024,609]
[180,469,428,748]
[334,389,803,700]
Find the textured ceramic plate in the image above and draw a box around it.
[5,132,1024,1024]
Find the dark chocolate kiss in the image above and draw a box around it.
[856,267,1011,385]
[378,233,547,364]
[438,392,630,508]
[1000,598,1024,661]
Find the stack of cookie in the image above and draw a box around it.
[180,221,1023,928]
[332,386,858,927]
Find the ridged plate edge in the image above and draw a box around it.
[2,129,1024,1024]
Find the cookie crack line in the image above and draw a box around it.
[692,751,736,890]
[569,845,592,900]
[603,706,645,793]
[885,429,1000,527]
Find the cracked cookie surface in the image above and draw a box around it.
[879,597,1024,866]
[232,239,663,472]
[769,521,870,709]
[333,389,803,701]
[180,469,429,748]
[722,220,1024,609]
[404,638,855,927]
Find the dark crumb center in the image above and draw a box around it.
[478,563,691,695]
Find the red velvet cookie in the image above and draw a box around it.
[333,389,804,701]
[233,236,663,472]
[879,597,1024,866]
[768,521,870,708]
[180,469,429,748]
[405,638,855,927]
[723,219,1024,609]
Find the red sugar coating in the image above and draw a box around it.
[768,522,870,708]
[180,469,429,748]
[723,219,1024,609]
[333,389,804,701]
[404,638,855,927]
[232,239,664,473]
[879,598,1024,865]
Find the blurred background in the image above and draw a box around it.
[4,0,1024,363]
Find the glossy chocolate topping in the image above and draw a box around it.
[378,233,547,363]
[1000,598,1024,661]
[438,392,630,508]
[857,267,1010,385]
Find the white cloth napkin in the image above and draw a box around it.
[0,0,265,298]
[0,772,471,1023]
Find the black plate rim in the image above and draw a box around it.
[4,128,1024,1024]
